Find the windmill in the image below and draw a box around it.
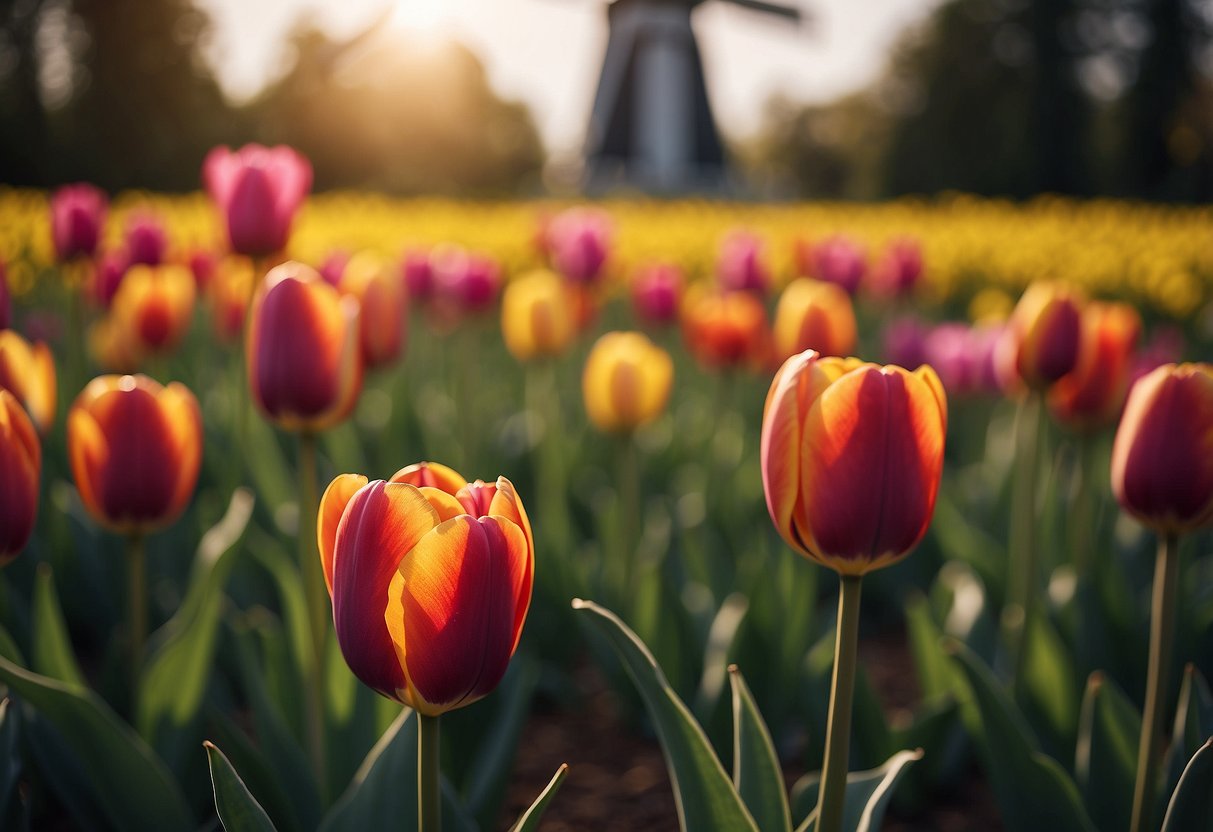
[584,0,803,194]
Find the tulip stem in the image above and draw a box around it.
[418,713,442,832]
[1069,434,1097,581]
[1006,392,1043,697]
[1129,532,1180,832]
[815,574,863,832]
[617,434,640,601]
[297,431,327,792]
[127,533,146,696]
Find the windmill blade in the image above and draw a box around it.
[719,0,802,23]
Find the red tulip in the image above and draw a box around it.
[68,374,202,534]
[0,331,56,433]
[997,282,1084,391]
[630,263,683,327]
[51,184,107,262]
[1111,363,1213,534]
[203,144,312,258]
[1048,302,1141,431]
[89,251,129,309]
[337,253,407,368]
[401,249,435,302]
[123,211,168,267]
[0,390,40,564]
[761,351,947,575]
[318,465,533,715]
[247,261,363,432]
[682,287,769,370]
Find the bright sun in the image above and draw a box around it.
[387,0,457,32]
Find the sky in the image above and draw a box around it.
[196,0,939,154]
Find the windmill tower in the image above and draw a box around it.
[584,0,801,194]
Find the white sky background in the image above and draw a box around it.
[196,0,938,154]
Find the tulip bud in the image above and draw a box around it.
[882,316,930,370]
[338,252,407,369]
[997,282,1084,391]
[123,211,169,267]
[1111,363,1213,534]
[88,317,142,373]
[772,278,858,361]
[0,331,56,433]
[717,231,771,296]
[761,351,947,575]
[90,251,129,309]
[432,249,501,315]
[1048,302,1141,431]
[401,249,434,302]
[0,390,40,564]
[51,184,107,262]
[811,235,866,296]
[68,374,202,534]
[188,249,217,292]
[583,331,673,434]
[208,257,255,343]
[501,270,576,362]
[318,250,350,287]
[869,238,923,298]
[110,264,196,358]
[682,287,770,370]
[203,144,312,258]
[548,208,613,286]
[318,466,533,715]
[247,261,363,432]
[630,263,683,327]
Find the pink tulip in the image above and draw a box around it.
[811,235,866,296]
[318,250,350,287]
[869,238,923,298]
[433,248,501,314]
[631,263,684,327]
[202,144,312,258]
[548,208,613,285]
[188,249,217,291]
[924,322,1004,396]
[90,251,129,309]
[1131,326,1184,386]
[51,184,107,262]
[123,212,168,267]
[401,249,434,302]
[717,231,771,296]
[882,317,930,370]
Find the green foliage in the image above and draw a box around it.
[1075,672,1140,832]
[1160,740,1213,832]
[205,741,278,832]
[789,748,924,832]
[509,764,569,832]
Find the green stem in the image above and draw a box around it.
[418,713,442,832]
[1129,532,1180,832]
[127,533,146,695]
[617,433,640,602]
[297,431,327,791]
[1069,434,1096,580]
[815,574,863,832]
[1006,392,1043,696]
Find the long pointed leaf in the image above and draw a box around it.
[730,665,791,832]
[790,748,924,832]
[1074,672,1139,832]
[509,764,569,832]
[571,598,759,832]
[30,566,84,686]
[206,741,278,832]
[1160,738,1213,832]
[1164,664,1213,802]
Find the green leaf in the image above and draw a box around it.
[138,489,254,767]
[1074,672,1140,832]
[945,640,1095,832]
[205,741,278,832]
[571,598,759,832]
[1165,664,1213,802]
[850,666,894,770]
[207,710,305,832]
[1021,612,1079,757]
[30,566,84,686]
[461,658,539,829]
[248,529,314,679]
[0,654,194,831]
[904,592,950,703]
[320,708,474,832]
[789,748,924,832]
[1160,739,1213,832]
[729,665,792,832]
[509,764,569,832]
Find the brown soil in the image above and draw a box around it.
[500,625,1003,831]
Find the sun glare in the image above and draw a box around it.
[387,0,456,33]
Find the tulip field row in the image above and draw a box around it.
[0,162,1210,832]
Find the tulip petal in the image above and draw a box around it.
[318,474,368,594]
[390,461,467,494]
[159,382,203,528]
[332,481,439,698]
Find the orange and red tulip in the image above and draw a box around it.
[761,351,947,575]
[0,330,56,433]
[583,331,673,433]
[0,390,40,564]
[67,374,202,534]
[207,257,256,343]
[501,270,576,362]
[1111,363,1213,534]
[110,264,196,358]
[338,252,407,369]
[772,278,858,361]
[318,464,533,716]
[681,287,769,370]
[1048,302,1141,431]
[247,262,363,432]
[997,282,1084,391]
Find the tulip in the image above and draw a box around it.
[583,331,673,434]
[1130,326,1184,386]
[868,238,923,298]
[318,250,349,287]
[716,231,771,296]
[501,270,576,362]
[88,316,142,373]
[0,389,40,564]
[547,207,613,285]
[247,261,362,433]
[760,350,946,832]
[997,281,1084,392]
[338,252,407,368]
[810,235,866,296]
[109,264,196,359]
[208,257,256,343]
[51,184,107,262]
[772,278,858,361]
[203,144,312,258]
[0,260,9,330]
[0,330,56,433]
[882,316,929,371]
[89,250,128,309]
[1048,302,1141,431]
[123,211,168,267]
[630,263,683,327]
[401,249,435,302]
[432,248,501,315]
[188,248,217,291]
[681,287,769,370]
[924,323,1003,396]
[1112,363,1213,832]
[320,465,533,831]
